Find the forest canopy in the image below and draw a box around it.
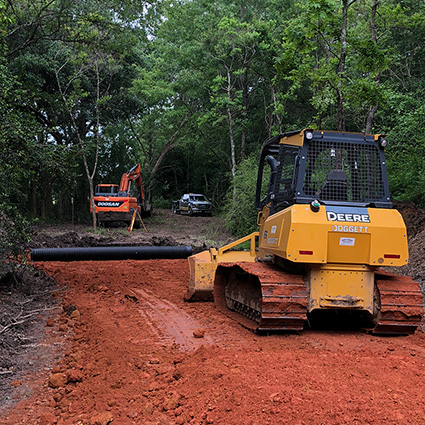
[1,0,425,236]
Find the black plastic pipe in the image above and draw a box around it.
[30,245,193,262]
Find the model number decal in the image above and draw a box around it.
[340,237,355,246]
[332,225,368,233]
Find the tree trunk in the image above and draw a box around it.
[226,67,237,200]
[337,0,349,131]
[240,69,249,160]
[55,57,101,230]
[270,85,283,135]
[30,179,37,218]
[365,0,380,133]
[337,0,359,131]
[365,104,378,134]
[88,178,96,228]
[40,178,52,220]
[149,116,189,182]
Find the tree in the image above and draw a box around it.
[203,16,261,197]
[55,53,103,229]
[222,154,262,237]
[276,0,398,131]
[2,0,147,224]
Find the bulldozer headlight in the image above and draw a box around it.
[305,130,314,140]
[380,138,388,147]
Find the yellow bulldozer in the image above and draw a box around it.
[185,129,424,335]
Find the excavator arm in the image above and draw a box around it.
[118,164,148,209]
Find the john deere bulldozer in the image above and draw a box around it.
[186,129,424,334]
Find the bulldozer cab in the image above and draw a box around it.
[255,129,392,215]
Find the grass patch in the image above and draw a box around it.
[201,214,233,247]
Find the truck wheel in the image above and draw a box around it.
[189,207,194,216]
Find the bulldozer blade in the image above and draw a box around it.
[185,250,218,301]
[184,232,259,302]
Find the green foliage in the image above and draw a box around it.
[385,95,425,206]
[0,206,31,258]
[152,195,172,210]
[387,145,425,206]
[1,0,425,235]
[222,155,260,237]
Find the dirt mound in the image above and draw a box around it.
[386,202,425,292]
[396,228,425,290]
[27,209,231,252]
[393,200,425,237]
[28,231,111,249]
[28,232,181,250]
[150,235,179,246]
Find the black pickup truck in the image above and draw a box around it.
[172,193,212,216]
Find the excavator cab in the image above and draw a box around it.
[95,184,119,196]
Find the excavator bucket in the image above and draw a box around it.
[184,232,259,301]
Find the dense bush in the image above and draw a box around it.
[223,155,260,237]
[0,207,30,263]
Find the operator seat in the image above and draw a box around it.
[320,170,348,201]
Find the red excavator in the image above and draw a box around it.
[90,164,152,227]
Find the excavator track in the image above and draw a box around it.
[213,263,423,335]
[371,270,423,335]
[214,262,308,333]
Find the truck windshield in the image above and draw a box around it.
[190,195,208,202]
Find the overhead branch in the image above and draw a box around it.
[126,115,149,159]
[149,114,191,181]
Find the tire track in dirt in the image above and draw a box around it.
[131,287,219,350]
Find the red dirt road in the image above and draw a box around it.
[2,258,425,425]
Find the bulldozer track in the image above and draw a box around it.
[132,287,218,350]
[214,262,309,333]
[213,263,423,335]
[371,270,424,335]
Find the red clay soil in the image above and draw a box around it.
[1,258,425,425]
